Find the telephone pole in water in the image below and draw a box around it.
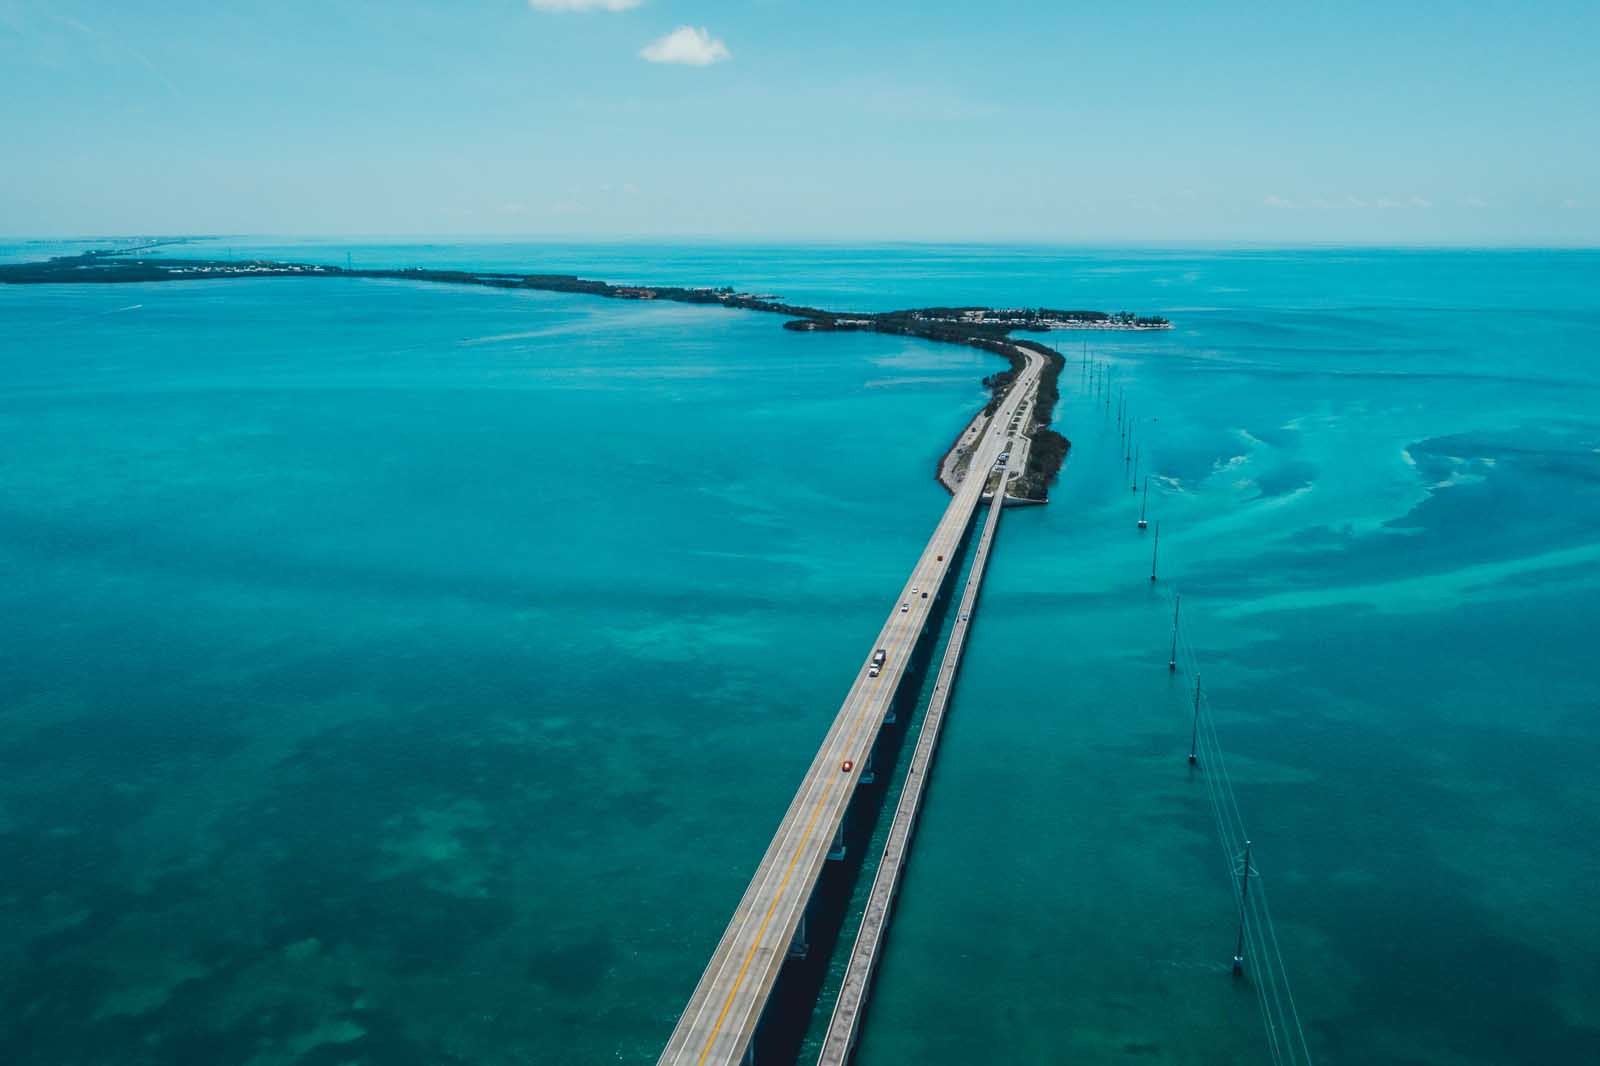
[1188,674,1201,764]
[1232,841,1254,977]
[1168,593,1181,672]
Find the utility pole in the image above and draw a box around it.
[1138,475,1149,530]
[1232,841,1254,977]
[1188,674,1201,764]
[1168,593,1181,672]
[1149,520,1160,579]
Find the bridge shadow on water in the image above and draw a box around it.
[752,504,987,1066]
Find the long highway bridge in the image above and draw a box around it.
[816,381,1015,1065]
[657,345,1046,1066]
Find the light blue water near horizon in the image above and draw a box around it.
[1,242,1597,1065]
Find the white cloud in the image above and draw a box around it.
[1459,195,1488,208]
[529,0,643,11]
[1561,198,1583,209]
[1263,195,1297,209]
[1408,195,1433,208]
[639,25,730,66]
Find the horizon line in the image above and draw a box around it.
[6,233,1600,253]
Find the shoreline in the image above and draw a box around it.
[935,408,990,493]
[0,248,1159,500]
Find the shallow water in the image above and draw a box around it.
[1,244,1596,1064]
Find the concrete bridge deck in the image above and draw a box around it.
[657,346,1044,1066]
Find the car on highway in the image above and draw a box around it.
[868,665,880,678]
[841,759,854,773]
[900,602,909,613]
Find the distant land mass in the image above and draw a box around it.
[1,244,1173,499]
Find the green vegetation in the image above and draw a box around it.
[1012,428,1069,500]
[1,248,1158,506]
[0,253,1168,345]
[1008,341,1071,501]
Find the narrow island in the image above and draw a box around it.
[0,246,1172,503]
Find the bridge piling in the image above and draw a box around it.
[788,911,810,961]
[827,821,847,862]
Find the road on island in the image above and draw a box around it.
[656,345,1045,1066]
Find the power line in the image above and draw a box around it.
[1089,369,1312,1064]
[1157,582,1315,1066]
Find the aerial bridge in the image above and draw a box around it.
[656,347,1045,1066]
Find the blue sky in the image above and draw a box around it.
[2,0,1596,242]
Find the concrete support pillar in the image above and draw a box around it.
[827,819,847,862]
[787,911,809,960]
[884,704,897,725]
[860,750,876,785]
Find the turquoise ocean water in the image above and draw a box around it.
[1,242,1596,1065]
